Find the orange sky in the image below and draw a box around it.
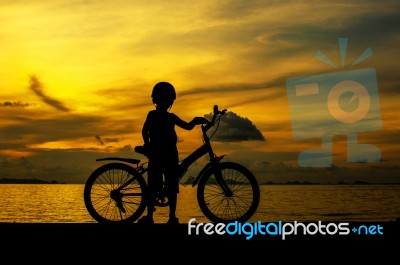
[0,0,399,183]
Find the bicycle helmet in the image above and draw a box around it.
[151,81,176,106]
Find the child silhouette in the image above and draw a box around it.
[138,81,207,225]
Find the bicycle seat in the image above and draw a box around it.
[134,145,150,157]
[96,157,140,164]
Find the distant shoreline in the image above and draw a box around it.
[261,181,400,185]
[0,178,64,184]
[0,177,399,185]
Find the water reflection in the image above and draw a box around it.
[0,184,398,223]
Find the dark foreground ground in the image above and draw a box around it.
[1,221,398,242]
[1,221,398,260]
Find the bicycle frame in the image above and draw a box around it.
[177,125,224,186]
[176,111,232,197]
[84,105,260,223]
[97,106,229,193]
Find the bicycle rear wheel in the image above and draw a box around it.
[84,162,147,223]
[197,162,260,223]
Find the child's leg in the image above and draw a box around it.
[168,191,177,219]
[165,170,179,224]
[141,163,162,222]
[146,199,155,218]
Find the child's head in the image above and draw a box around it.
[151,81,176,109]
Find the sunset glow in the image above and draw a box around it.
[1,0,399,183]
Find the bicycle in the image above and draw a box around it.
[84,105,260,224]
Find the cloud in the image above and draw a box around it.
[29,75,70,112]
[95,135,120,146]
[118,144,132,151]
[0,114,102,144]
[179,78,284,98]
[267,11,400,52]
[1,101,31,107]
[205,111,265,142]
[0,156,34,179]
[0,150,95,183]
[95,135,104,146]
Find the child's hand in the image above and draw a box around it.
[193,117,209,125]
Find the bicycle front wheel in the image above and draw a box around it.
[197,162,260,223]
[84,162,148,224]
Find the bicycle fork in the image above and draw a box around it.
[213,162,233,197]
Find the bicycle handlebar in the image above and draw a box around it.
[202,105,227,132]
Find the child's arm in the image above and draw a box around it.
[141,113,151,145]
[174,114,208,130]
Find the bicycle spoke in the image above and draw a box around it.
[84,163,147,223]
[197,162,260,223]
